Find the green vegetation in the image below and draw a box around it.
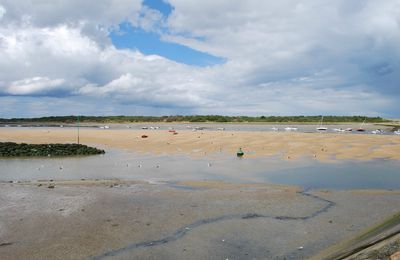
[0,142,105,157]
[0,115,390,124]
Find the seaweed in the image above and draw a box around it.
[0,142,105,157]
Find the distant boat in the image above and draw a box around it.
[371,129,384,134]
[357,118,366,132]
[104,125,110,129]
[333,128,345,132]
[217,127,225,131]
[271,127,279,131]
[316,116,328,131]
[345,128,353,132]
[284,127,298,131]
[141,126,148,129]
[394,130,400,135]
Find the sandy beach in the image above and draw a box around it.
[1,127,400,161]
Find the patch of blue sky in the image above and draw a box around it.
[110,23,224,67]
[143,0,173,16]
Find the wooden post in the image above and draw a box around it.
[77,115,80,144]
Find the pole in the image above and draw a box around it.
[77,115,80,144]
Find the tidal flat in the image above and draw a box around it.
[0,126,399,259]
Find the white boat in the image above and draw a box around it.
[284,127,298,131]
[394,130,400,135]
[316,116,328,131]
[333,128,345,132]
[141,126,148,129]
[271,127,279,131]
[104,125,110,129]
[345,128,353,132]
[217,127,225,131]
[371,129,384,134]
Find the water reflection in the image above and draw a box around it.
[0,150,399,189]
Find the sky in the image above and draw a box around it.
[0,0,399,118]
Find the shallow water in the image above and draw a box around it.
[1,150,399,189]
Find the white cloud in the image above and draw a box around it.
[0,4,5,20]
[0,1,399,117]
[6,77,65,95]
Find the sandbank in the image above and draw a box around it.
[1,128,400,161]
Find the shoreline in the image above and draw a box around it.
[1,128,399,161]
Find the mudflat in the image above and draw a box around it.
[1,180,399,259]
[1,127,400,161]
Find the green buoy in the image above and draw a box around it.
[237,148,244,157]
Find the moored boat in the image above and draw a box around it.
[316,116,328,131]
[357,118,366,132]
[333,128,345,132]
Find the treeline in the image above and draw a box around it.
[0,142,105,157]
[0,115,389,123]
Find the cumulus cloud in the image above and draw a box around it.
[5,77,65,95]
[0,0,399,117]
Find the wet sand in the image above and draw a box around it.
[1,127,399,259]
[1,127,400,161]
[0,180,399,259]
